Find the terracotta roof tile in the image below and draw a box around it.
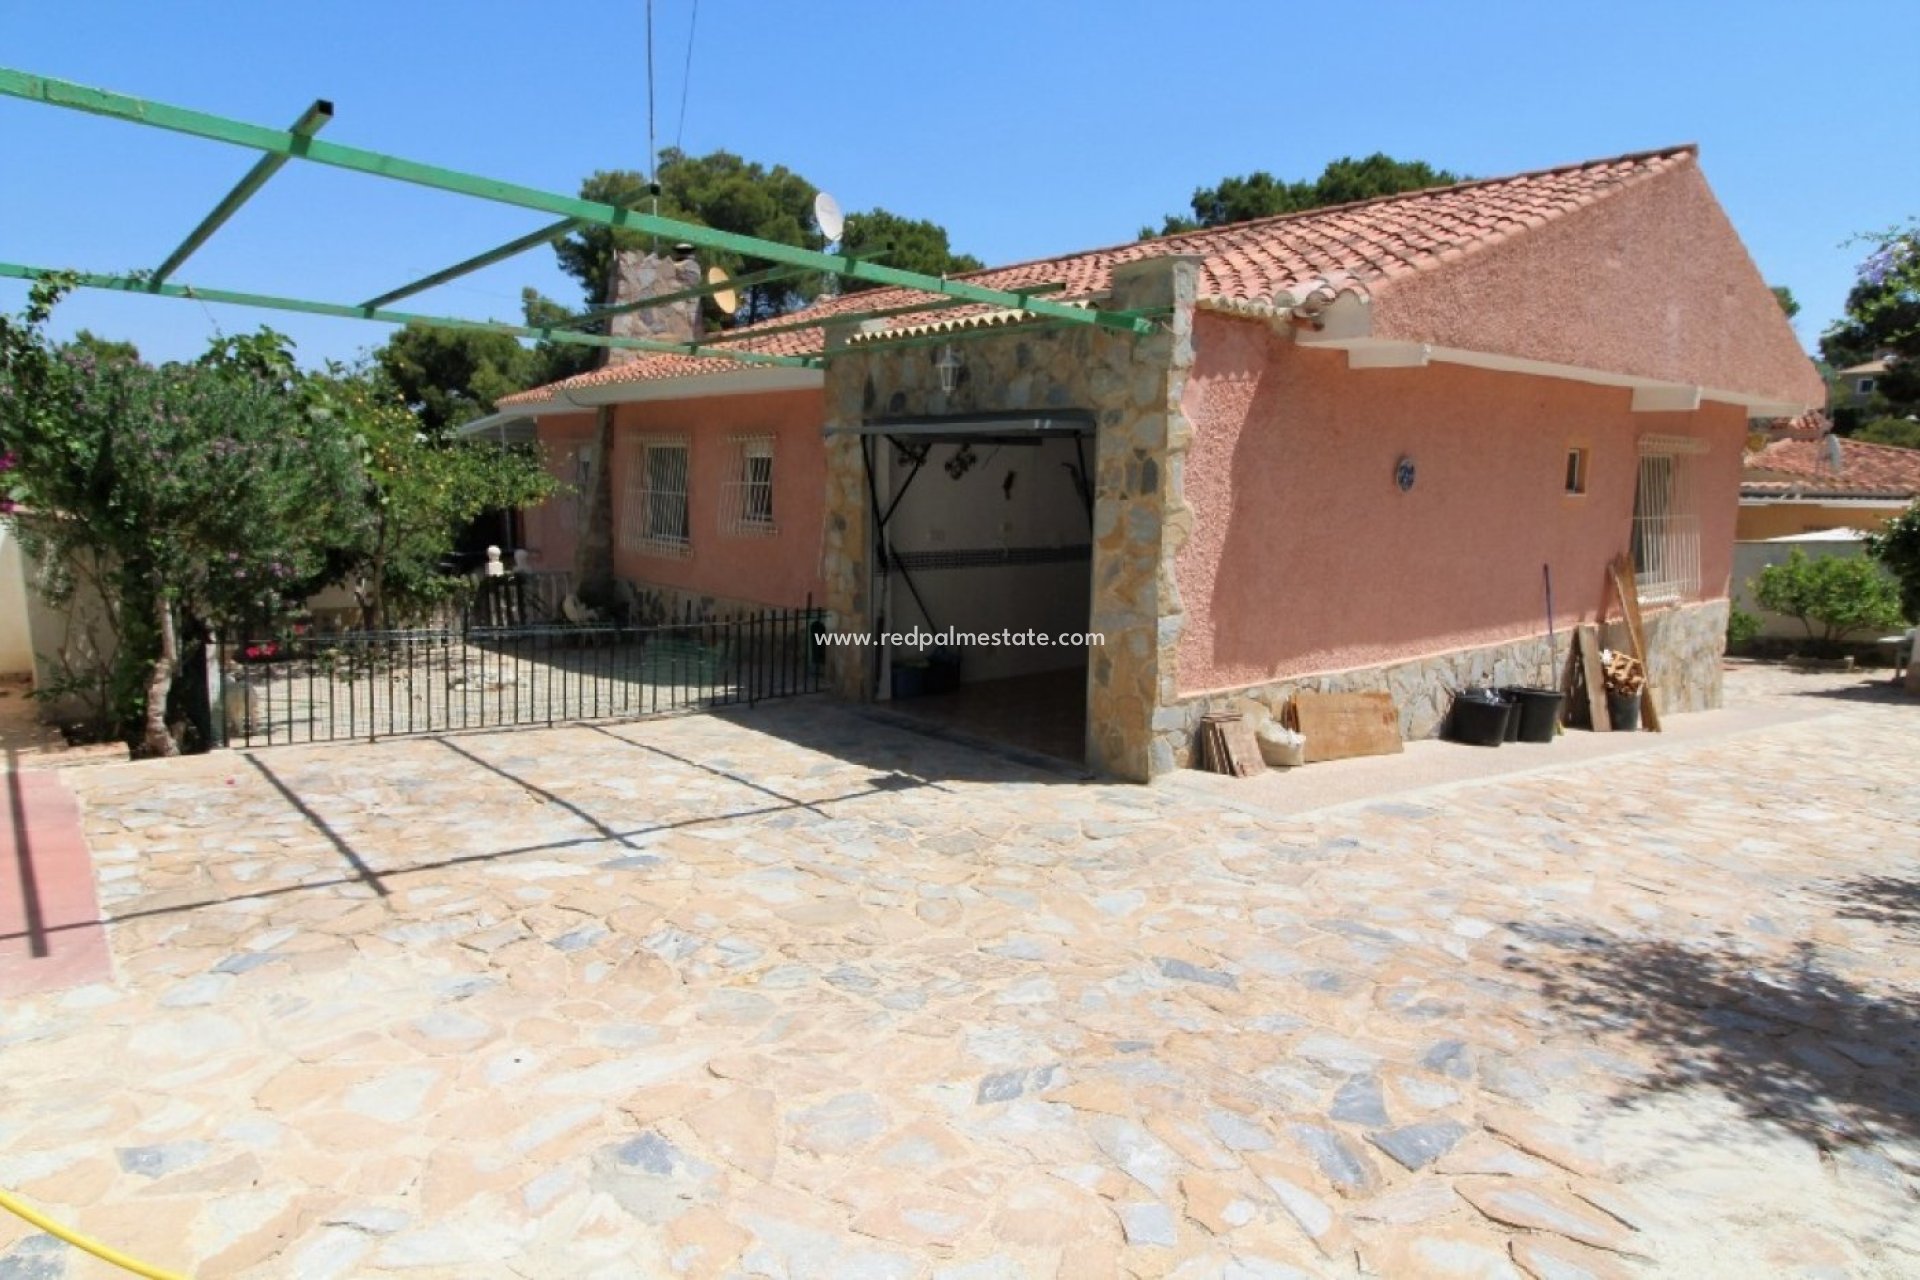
[502,144,1698,407]
[1743,432,1920,499]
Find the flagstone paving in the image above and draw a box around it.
[1,668,1916,1278]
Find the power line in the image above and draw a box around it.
[675,0,700,153]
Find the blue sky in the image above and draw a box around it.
[2,1,1913,368]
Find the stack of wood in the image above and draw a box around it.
[1195,710,1266,777]
[1603,651,1646,695]
[1559,554,1663,732]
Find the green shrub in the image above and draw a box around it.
[1853,416,1920,450]
[1726,606,1762,652]
[1752,550,1904,655]
[1866,502,1920,622]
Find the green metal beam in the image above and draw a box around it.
[361,217,579,310]
[0,67,1158,337]
[151,99,332,288]
[543,262,803,332]
[0,262,818,367]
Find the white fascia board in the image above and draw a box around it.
[1306,333,1813,417]
[1630,384,1703,413]
[1738,494,1911,509]
[1345,341,1431,369]
[504,366,824,416]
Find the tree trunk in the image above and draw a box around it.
[362,514,389,634]
[575,406,617,608]
[142,591,180,758]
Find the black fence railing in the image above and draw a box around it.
[216,602,827,748]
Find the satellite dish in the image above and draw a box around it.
[814,191,845,244]
[706,265,738,315]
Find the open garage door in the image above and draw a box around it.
[849,413,1096,765]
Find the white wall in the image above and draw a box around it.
[5,532,123,718]
[883,436,1094,683]
[0,520,32,676]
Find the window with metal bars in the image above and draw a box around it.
[1630,434,1706,601]
[721,435,776,536]
[622,437,691,555]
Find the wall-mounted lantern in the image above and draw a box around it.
[935,343,964,394]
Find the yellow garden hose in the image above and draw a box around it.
[0,1187,190,1280]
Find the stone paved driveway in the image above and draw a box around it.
[2,670,1917,1278]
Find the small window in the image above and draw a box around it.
[1564,447,1589,495]
[721,435,776,536]
[1857,377,1876,394]
[622,438,691,555]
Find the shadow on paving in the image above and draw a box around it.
[1773,676,1914,708]
[709,700,1097,786]
[1507,928,1920,1147]
[0,730,941,945]
[1824,873,1920,936]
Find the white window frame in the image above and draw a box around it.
[622,436,691,557]
[1631,434,1706,603]
[720,434,777,537]
[1857,376,1876,394]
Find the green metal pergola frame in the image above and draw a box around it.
[0,68,1161,368]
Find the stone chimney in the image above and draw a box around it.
[603,242,702,367]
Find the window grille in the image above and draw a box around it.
[622,437,691,555]
[1631,434,1706,601]
[721,435,776,536]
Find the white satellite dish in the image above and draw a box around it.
[814,191,845,243]
[706,265,738,315]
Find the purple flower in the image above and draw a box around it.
[1861,237,1915,288]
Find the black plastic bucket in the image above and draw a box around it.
[1499,692,1523,742]
[1448,689,1511,747]
[1607,689,1642,732]
[1506,687,1565,743]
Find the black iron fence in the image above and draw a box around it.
[216,602,827,748]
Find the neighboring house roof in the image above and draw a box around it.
[1838,359,1890,376]
[1742,434,1920,501]
[1759,409,1833,442]
[502,142,1817,413]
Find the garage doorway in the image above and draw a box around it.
[856,413,1096,765]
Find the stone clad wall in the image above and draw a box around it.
[605,251,702,364]
[818,259,1200,779]
[1622,599,1728,714]
[1154,599,1729,764]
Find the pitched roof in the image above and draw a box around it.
[1743,433,1920,500]
[1761,409,1833,442]
[502,144,1700,407]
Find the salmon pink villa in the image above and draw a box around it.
[470,145,1823,778]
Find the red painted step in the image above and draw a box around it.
[0,768,113,997]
